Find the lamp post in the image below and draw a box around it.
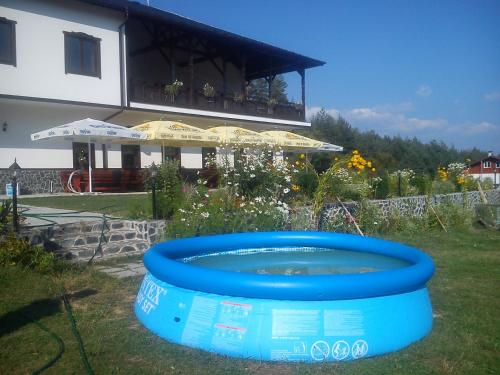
[8,159,22,232]
[150,163,158,220]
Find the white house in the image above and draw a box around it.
[0,0,324,193]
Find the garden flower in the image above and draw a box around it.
[200,212,209,218]
[283,188,290,194]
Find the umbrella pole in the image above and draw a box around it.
[88,139,93,193]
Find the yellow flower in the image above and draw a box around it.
[348,162,353,168]
[334,157,339,161]
[371,167,376,172]
[291,184,300,191]
[299,154,305,159]
[295,160,300,166]
[352,150,359,155]
[367,161,372,168]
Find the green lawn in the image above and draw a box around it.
[19,194,150,218]
[1,228,499,374]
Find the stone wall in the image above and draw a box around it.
[17,189,500,262]
[21,219,166,262]
[0,168,69,195]
[320,189,500,227]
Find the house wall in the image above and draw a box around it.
[0,0,123,105]
[470,173,500,185]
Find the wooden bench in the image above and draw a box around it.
[60,169,145,193]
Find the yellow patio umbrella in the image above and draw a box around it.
[207,126,275,147]
[260,130,343,152]
[131,121,220,146]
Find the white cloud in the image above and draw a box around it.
[343,103,445,132]
[416,84,432,97]
[304,102,499,151]
[484,91,500,102]
[454,121,498,134]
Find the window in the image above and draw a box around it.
[496,161,500,168]
[64,31,101,77]
[121,145,141,169]
[73,142,95,169]
[162,146,180,163]
[0,17,16,66]
[483,161,491,168]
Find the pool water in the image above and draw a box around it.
[182,247,410,275]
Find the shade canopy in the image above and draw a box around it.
[30,118,146,143]
[132,121,220,146]
[207,126,275,147]
[31,118,146,193]
[260,130,343,152]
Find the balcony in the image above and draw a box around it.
[129,80,306,122]
[124,12,324,124]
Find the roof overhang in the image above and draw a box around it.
[77,0,325,78]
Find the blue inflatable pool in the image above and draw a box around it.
[135,232,434,362]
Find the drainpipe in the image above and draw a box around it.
[118,8,129,108]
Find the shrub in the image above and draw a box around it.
[412,174,433,195]
[216,148,296,202]
[144,161,184,219]
[387,169,418,197]
[432,180,456,194]
[374,173,390,199]
[423,201,473,230]
[481,177,494,190]
[314,150,377,212]
[0,200,12,235]
[0,233,57,273]
[167,187,290,238]
[322,201,382,235]
[296,168,319,198]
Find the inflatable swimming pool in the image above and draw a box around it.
[135,232,434,362]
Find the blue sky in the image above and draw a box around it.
[142,0,500,152]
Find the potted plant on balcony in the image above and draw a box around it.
[203,83,217,104]
[164,79,183,103]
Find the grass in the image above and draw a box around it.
[19,194,150,218]
[1,228,499,374]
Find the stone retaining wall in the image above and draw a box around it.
[21,219,166,262]
[0,169,69,195]
[18,189,499,262]
[320,189,500,227]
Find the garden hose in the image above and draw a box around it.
[17,311,65,375]
[9,209,117,374]
[87,214,110,264]
[61,287,95,375]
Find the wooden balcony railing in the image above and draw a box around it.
[129,81,306,122]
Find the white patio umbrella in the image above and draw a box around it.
[31,118,147,193]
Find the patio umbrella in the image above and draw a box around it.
[131,121,220,147]
[31,118,147,193]
[207,126,276,147]
[260,130,343,152]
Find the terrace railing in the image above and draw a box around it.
[129,81,305,122]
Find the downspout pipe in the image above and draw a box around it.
[118,8,129,108]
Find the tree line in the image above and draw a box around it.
[302,110,487,176]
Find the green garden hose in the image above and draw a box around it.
[61,288,95,375]
[18,311,65,375]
